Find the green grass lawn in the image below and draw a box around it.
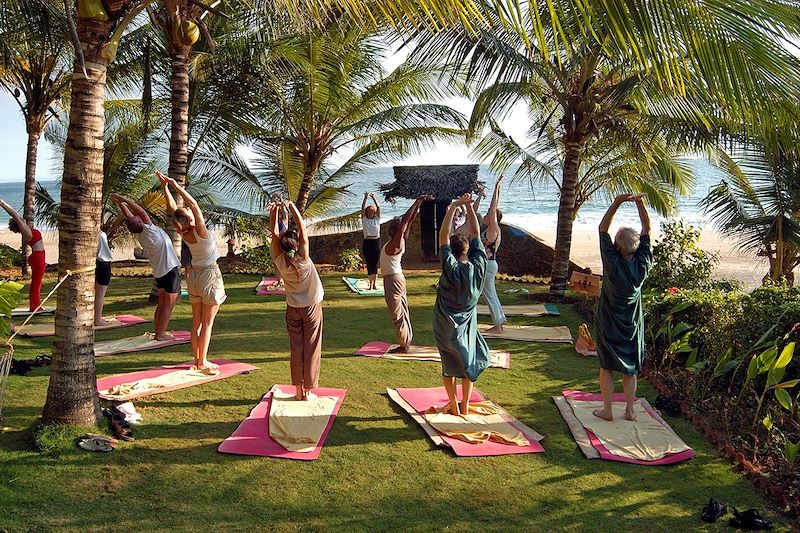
[0,273,791,532]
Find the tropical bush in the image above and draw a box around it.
[0,245,22,270]
[239,245,274,275]
[338,248,362,271]
[646,220,720,293]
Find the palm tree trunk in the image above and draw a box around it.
[296,169,315,214]
[41,60,107,425]
[21,128,41,277]
[549,140,583,299]
[166,45,191,257]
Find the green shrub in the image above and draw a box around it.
[338,247,362,271]
[240,244,274,274]
[735,284,800,355]
[646,220,720,293]
[0,244,23,269]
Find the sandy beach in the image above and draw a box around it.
[0,226,769,288]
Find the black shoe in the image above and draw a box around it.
[700,498,727,522]
[730,508,774,530]
[654,394,682,417]
[104,406,135,442]
[10,359,32,376]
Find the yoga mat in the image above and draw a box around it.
[477,303,560,317]
[97,359,257,401]
[342,276,384,295]
[388,386,545,457]
[255,276,286,296]
[12,314,149,338]
[94,331,191,357]
[356,341,511,369]
[554,390,695,465]
[8,306,55,317]
[218,385,346,460]
[479,324,573,343]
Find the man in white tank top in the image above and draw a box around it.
[380,195,430,353]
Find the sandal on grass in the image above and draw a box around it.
[104,407,135,442]
[730,508,774,530]
[77,436,115,452]
[31,354,51,367]
[700,497,727,522]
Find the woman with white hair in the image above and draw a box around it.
[593,193,652,422]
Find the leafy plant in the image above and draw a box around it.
[0,245,23,270]
[646,220,720,293]
[745,330,799,430]
[240,245,274,275]
[0,279,25,336]
[338,248,362,272]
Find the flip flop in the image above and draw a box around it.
[730,508,774,530]
[82,433,118,446]
[700,497,727,522]
[77,438,114,452]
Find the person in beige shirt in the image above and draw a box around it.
[269,200,325,401]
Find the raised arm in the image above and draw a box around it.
[464,194,481,240]
[598,194,633,233]
[165,176,207,237]
[487,176,503,223]
[0,199,32,242]
[440,194,473,246]
[268,203,282,259]
[110,193,152,225]
[473,185,486,214]
[156,170,178,214]
[285,201,309,259]
[634,195,650,236]
[361,192,369,215]
[371,193,380,217]
[387,195,429,255]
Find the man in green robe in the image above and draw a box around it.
[434,193,490,416]
[593,194,652,422]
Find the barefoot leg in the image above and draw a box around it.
[622,374,638,421]
[197,302,220,368]
[593,368,615,421]
[442,376,459,415]
[460,378,474,415]
[94,284,109,325]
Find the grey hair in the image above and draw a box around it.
[615,227,640,256]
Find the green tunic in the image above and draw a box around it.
[433,238,490,382]
[594,232,653,375]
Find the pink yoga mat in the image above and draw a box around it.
[218,385,346,460]
[395,387,545,457]
[95,330,192,357]
[256,277,286,296]
[356,341,511,369]
[13,314,149,338]
[562,390,695,465]
[96,358,257,400]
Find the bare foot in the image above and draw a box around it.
[155,333,175,341]
[485,325,504,334]
[624,409,637,422]
[460,404,471,415]
[199,360,219,370]
[388,345,409,354]
[592,408,613,421]
[95,318,111,327]
[304,391,318,401]
[446,402,460,416]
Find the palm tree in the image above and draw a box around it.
[702,146,800,285]
[41,0,153,425]
[193,23,466,217]
[405,2,800,298]
[0,0,71,275]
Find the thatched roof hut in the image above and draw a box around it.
[381,164,482,201]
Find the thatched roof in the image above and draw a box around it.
[381,165,482,202]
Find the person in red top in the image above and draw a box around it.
[0,199,46,311]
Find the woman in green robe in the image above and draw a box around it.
[434,193,490,416]
[593,194,652,422]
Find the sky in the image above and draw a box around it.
[0,46,533,184]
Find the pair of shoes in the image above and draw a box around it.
[730,508,773,530]
[77,433,117,452]
[30,354,51,367]
[700,498,727,522]
[9,359,32,376]
[103,406,135,442]
[654,394,681,417]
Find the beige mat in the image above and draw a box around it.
[100,368,211,398]
[477,304,553,317]
[565,396,692,461]
[423,401,530,446]
[479,325,573,343]
[383,344,509,368]
[269,390,338,453]
[94,332,190,356]
[14,316,134,337]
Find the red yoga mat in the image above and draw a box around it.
[561,390,696,465]
[96,359,257,400]
[218,385,346,460]
[392,386,545,457]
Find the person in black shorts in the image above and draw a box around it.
[95,230,113,326]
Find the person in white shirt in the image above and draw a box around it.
[361,192,382,290]
[380,195,430,353]
[111,193,181,341]
[158,171,226,375]
[95,230,113,326]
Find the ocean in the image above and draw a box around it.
[0,159,726,234]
